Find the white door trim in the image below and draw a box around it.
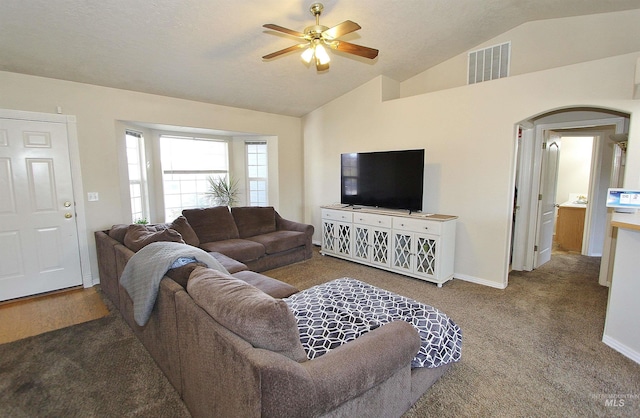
[514,116,625,272]
[0,108,93,288]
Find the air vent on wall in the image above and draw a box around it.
[468,42,510,85]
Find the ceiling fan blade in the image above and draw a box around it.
[262,44,306,60]
[263,24,306,39]
[332,40,379,59]
[322,20,361,40]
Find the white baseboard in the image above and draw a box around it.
[454,273,507,289]
[603,335,640,365]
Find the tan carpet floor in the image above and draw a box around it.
[268,247,640,417]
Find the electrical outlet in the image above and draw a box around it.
[87,192,99,202]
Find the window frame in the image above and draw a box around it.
[125,130,149,223]
[160,134,230,221]
[245,140,268,206]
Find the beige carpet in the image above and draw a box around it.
[268,247,640,417]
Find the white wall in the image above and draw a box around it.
[303,52,640,288]
[0,71,303,282]
[401,9,640,97]
[556,136,593,205]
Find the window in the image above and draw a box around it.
[246,141,268,206]
[125,130,149,223]
[160,135,229,221]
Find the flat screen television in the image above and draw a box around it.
[341,149,425,212]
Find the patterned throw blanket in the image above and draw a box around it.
[284,278,462,368]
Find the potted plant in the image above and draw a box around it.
[206,175,240,207]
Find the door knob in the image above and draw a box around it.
[65,213,73,219]
[64,201,72,207]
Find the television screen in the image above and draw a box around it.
[341,149,424,212]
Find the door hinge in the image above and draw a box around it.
[542,142,547,149]
[538,194,543,201]
[534,245,538,252]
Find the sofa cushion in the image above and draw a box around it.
[231,270,298,298]
[247,231,308,255]
[210,251,248,274]
[231,206,277,238]
[108,224,129,243]
[123,224,185,252]
[182,207,239,242]
[168,215,200,247]
[166,262,208,288]
[187,267,307,362]
[199,239,265,263]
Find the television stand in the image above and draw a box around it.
[320,205,457,287]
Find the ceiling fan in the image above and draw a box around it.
[262,3,379,71]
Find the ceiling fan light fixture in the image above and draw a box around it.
[315,43,330,65]
[301,46,315,63]
[263,2,378,70]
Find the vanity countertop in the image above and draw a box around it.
[559,201,587,208]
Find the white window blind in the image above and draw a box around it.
[160,135,229,221]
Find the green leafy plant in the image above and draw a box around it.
[206,175,240,207]
[134,218,148,225]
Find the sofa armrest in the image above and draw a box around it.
[256,320,420,417]
[275,212,314,236]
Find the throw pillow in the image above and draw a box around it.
[123,224,185,252]
[231,206,277,238]
[108,224,129,243]
[168,215,200,247]
[187,266,307,362]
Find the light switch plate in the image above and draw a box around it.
[87,192,99,202]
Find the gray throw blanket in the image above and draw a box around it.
[120,241,229,326]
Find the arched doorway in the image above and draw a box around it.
[510,107,630,285]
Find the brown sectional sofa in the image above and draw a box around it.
[95,206,451,417]
[182,206,314,272]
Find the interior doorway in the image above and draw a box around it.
[510,107,629,277]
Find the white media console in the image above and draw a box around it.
[320,205,457,287]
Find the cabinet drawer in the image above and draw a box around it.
[322,209,353,222]
[393,217,442,235]
[353,212,392,228]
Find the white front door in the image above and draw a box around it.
[0,117,83,301]
[534,131,561,268]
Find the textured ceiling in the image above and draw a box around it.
[2,0,640,117]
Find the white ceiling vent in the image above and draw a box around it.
[468,42,510,85]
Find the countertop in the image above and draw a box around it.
[611,211,640,232]
[559,201,587,208]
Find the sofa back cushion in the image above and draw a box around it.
[187,266,307,362]
[231,206,277,238]
[182,207,239,243]
[168,215,200,247]
[108,224,129,243]
[123,224,185,252]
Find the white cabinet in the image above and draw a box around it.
[321,209,353,257]
[352,212,391,268]
[321,206,457,287]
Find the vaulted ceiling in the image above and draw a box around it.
[2,0,640,117]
